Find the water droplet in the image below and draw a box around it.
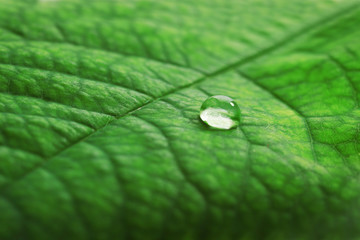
[200,95,240,130]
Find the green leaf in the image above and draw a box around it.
[0,0,360,239]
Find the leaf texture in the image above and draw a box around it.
[0,0,360,239]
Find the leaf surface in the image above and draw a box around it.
[0,0,360,239]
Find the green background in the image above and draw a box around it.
[0,0,360,239]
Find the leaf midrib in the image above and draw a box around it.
[1,2,358,195]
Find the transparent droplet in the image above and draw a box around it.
[200,95,240,130]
